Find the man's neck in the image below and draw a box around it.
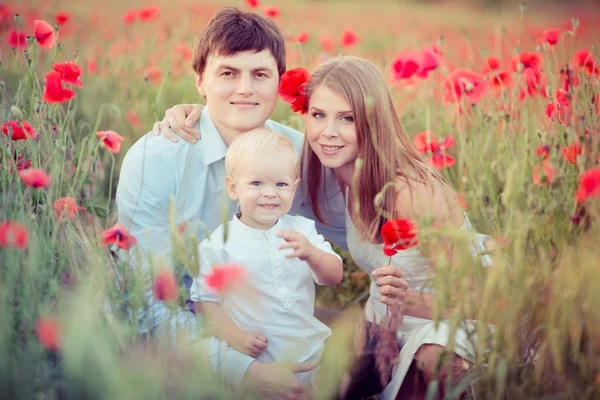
[212,120,265,147]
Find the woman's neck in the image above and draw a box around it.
[333,163,356,192]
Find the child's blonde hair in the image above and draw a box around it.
[225,128,299,177]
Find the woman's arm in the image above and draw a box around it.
[152,104,204,143]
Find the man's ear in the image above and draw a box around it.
[195,73,205,96]
[225,175,238,201]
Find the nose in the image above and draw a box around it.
[322,119,339,139]
[263,191,276,199]
[236,73,253,95]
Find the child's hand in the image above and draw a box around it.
[277,230,316,262]
[233,332,268,358]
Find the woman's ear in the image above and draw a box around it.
[225,175,238,201]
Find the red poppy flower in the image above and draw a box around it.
[127,110,141,128]
[34,20,56,50]
[100,222,137,251]
[42,71,76,103]
[416,47,441,78]
[55,12,70,25]
[52,62,82,87]
[391,51,420,81]
[542,28,559,46]
[53,197,85,221]
[204,263,248,294]
[381,219,418,256]
[532,160,558,186]
[138,6,160,21]
[561,141,582,164]
[0,221,28,249]
[572,49,599,75]
[152,268,178,302]
[173,43,192,61]
[36,317,61,351]
[413,131,456,169]
[263,6,279,18]
[87,59,98,74]
[319,34,335,53]
[489,71,512,88]
[482,56,500,73]
[341,29,359,48]
[2,121,36,140]
[456,193,468,210]
[575,167,600,203]
[96,130,124,154]
[19,168,51,188]
[124,10,137,24]
[292,31,309,44]
[443,68,488,104]
[536,144,550,160]
[143,66,162,85]
[278,68,310,114]
[8,30,27,48]
[8,156,32,173]
[245,0,259,8]
[512,52,543,73]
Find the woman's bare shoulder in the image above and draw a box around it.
[393,176,464,228]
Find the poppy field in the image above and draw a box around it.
[1,0,600,398]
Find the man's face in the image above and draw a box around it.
[197,49,280,139]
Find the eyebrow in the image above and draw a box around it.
[216,64,274,74]
[309,106,353,114]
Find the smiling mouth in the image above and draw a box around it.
[321,145,344,153]
[231,102,259,106]
[259,204,279,209]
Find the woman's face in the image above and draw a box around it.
[305,85,359,173]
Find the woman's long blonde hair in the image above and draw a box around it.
[301,56,450,243]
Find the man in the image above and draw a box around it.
[116,7,346,399]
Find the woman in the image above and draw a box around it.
[154,56,493,399]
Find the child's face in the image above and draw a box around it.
[226,148,299,230]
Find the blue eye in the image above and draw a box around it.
[277,182,289,187]
[341,115,354,123]
[312,112,324,119]
[251,181,261,186]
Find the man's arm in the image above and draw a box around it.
[116,139,176,271]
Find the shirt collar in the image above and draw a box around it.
[200,106,228,166]
[231,212,283,240]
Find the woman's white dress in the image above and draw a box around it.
[344,195,492,399]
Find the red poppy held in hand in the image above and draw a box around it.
[204,263,248,294]
[36,317,61,351]
[278,68,310,114]
[0,221,28,249]
[2,121,36,140]
[575,167,600,203]
[152,268,178,302]
[101,222,137,251]
[43,71,76,103]
[19,168,51,188]
[96,130,125,154]
[52,62,83,88]
[381,219,418,256]
[53,197,85,221]
[34,20,56,50]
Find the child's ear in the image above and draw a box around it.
[225,175,238,201]
[292,178,300,191]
